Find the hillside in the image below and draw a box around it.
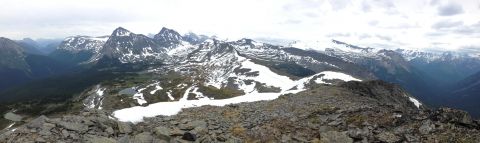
[2,81,480,142]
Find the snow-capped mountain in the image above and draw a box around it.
[57,36,108,53]
[153,27,183,48]
[395,49,480,84]
[182,32,209,45]
[36,27,480,120]
[49,35,108,64]
[48,27,375,122]
[100,27,168,63]
[288,40,445,103]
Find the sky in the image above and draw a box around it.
[0,0,480,52]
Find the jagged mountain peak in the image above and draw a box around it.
[111,27,132,37]
[100,27,167,63]
[154,27,183,46]
[331,39,375,53]
[183,32,209,44]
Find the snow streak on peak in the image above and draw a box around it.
[58,36,108,53]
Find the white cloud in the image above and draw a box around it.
[0,0,479,52]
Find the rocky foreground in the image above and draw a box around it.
[1,81,480,143]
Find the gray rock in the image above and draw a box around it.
[133,132,154,143]
[318,125,333,132]
[436,108,474,125]
[179,120,206,131]
[347,127,370,139]
[182,132,197,141]
[419,120,435,135]
[4,112,23,122]
[320,131,353,143]
[117,135,131,143]
[154,126,171,141]
[83,135,117,143]
[35,137,46,143]
[38,129,52,136]
[105,127,115,135]
[43,123,56,130]
[61,129,69,138]
[170,128,184,136]
[375,132,401,143]
[405,134,420,142]
[118,121,133,134]
[58,121,88,133]
[27,115,49,129]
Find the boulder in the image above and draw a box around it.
[154,126,171,141]
[375,132,401,143]
[117,121,133,134]
[58,121,88,133]
[182,132,197,141]
[133,132,154,143]
[320,131,353,143]
[26,115,49,129]
[83,135,116,143]
[435,108,474,126]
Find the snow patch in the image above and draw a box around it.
[4,123,14,131]
[409,97,422,108]
[84,86,106,109]
[149,82,163,94]
[133,88,147,105]
[113,70,361,122]
[113,53,362,122]
[166,90,174,100]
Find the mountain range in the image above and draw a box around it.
[1,27,480,140]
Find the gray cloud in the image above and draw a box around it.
[327,33,351,37]
[454,22,480,35]
[358,34,372,39]
[303,12,319,18]
[432,20,464,29]
[361,1,371,12]
[368,20,379,26]
[459,45,480,54]
[430,0,440,6]
[328,0,351,10]
[429,21,480,36]
[376,35,392,41]
[425,32,446,37]
[437,2,464,16]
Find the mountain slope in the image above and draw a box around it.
[49,36,108,65]
[3,81,480,142]
[296,40,441,105]
[397,49,480,85]
[99,27,168,64]
[0,37,71,91]
[446,71,480,117]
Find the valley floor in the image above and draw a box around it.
[1,81,480,142]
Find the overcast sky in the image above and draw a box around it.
[1,0,479,52]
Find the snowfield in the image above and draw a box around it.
[113,56,362,122]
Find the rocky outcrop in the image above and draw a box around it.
[1,81,480,142]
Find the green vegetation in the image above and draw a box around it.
[346,114,367,126]
[250,59,316,80]
[254,82,281,93]
[198,85,244,99]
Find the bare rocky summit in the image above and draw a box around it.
[1,81,480,143]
